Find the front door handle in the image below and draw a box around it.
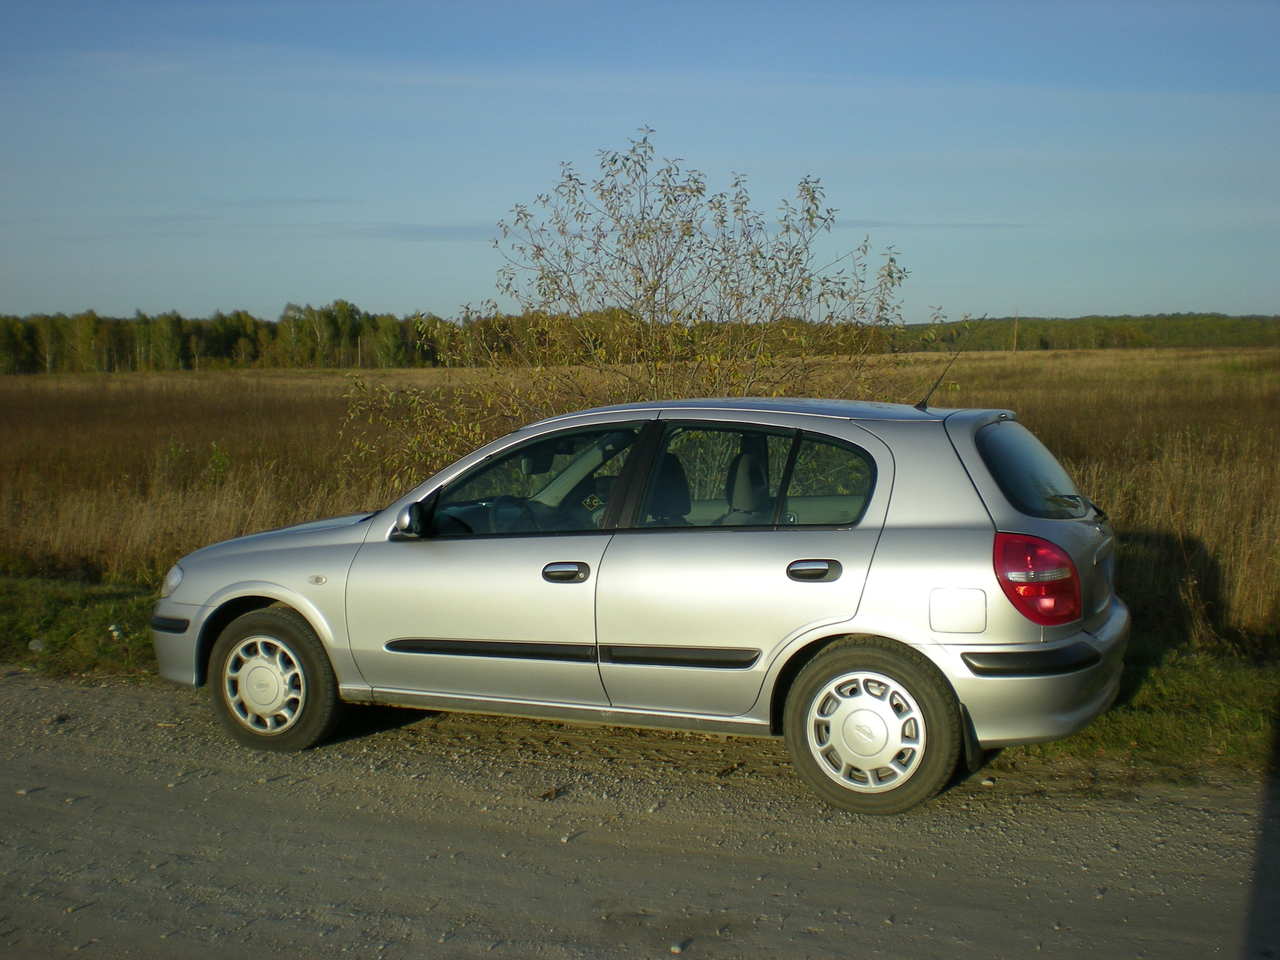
[787,559,842,582]
[543,561,591,583]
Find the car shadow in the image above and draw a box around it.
[1112,529,1236,703]
[327,703,430,745]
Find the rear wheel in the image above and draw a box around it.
[209,607,341,751]
[784,637,960,815]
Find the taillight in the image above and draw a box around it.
[994,532,1081,626]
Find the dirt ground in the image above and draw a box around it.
[2,667,1277,959]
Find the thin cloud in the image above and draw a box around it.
[355,223,495,242]
[117,213,218,225]
[215,196,354,210]
[837,219,1028,230]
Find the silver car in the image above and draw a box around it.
[152,398,1128,814]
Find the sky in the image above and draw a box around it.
[1,0,1277,323]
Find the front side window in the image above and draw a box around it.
[432,425,641,536]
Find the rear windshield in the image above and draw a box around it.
[975,421,1087,519]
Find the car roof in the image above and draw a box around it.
[531,397,966,427]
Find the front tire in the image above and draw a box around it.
[209,607,342,752]
[784,637,960,815]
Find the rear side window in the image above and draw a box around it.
[975,421,1087,519]
[635,424,876,528]
[780,435,875,526]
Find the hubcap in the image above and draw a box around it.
[806,670,926,793]
[222,636,306,734]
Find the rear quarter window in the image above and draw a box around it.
[975,421,1086,519]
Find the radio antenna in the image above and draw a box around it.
[914,350,961,412]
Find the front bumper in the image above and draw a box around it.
[150,599,205,687]
[944,597,1130,747]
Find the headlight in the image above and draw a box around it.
[160,563,184,598]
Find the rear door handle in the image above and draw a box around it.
[543,561,591,583]
[787,559,842,582]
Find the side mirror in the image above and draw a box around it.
[393,494,436,538]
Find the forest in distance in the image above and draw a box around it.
[2,303,1277,375]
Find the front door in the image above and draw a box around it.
[346,423,644,705]
[346,533,611,704]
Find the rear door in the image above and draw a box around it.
[595,417,892,717]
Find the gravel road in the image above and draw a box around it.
[2,667,1276,959]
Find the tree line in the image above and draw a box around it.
[0,301,442,374]
[1,303,1276,375]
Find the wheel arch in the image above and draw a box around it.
[195,592,341,687]
[767,632,957,735]
[195,596,279,685]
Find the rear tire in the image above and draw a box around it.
[209,607,342,752]
[784,637,960,815]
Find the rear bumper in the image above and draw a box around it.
[944,597,1130,747]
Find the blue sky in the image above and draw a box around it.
[2,0,1277,322]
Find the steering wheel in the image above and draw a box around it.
[487,495,539,534]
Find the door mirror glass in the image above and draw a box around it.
[393,494,437,538]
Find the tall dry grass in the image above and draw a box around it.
[1,348,1276,659]
[1,372,391,583]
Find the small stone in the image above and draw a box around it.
[981,777,996,787]
[28,638,46,653]
[669,940,691,955]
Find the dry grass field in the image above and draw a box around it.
[3,348,1275,645]
[1,347,1277,774]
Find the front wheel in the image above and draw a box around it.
[784,637,960,815]
[209,607,342,752]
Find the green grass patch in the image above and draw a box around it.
[0,575,155,674]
